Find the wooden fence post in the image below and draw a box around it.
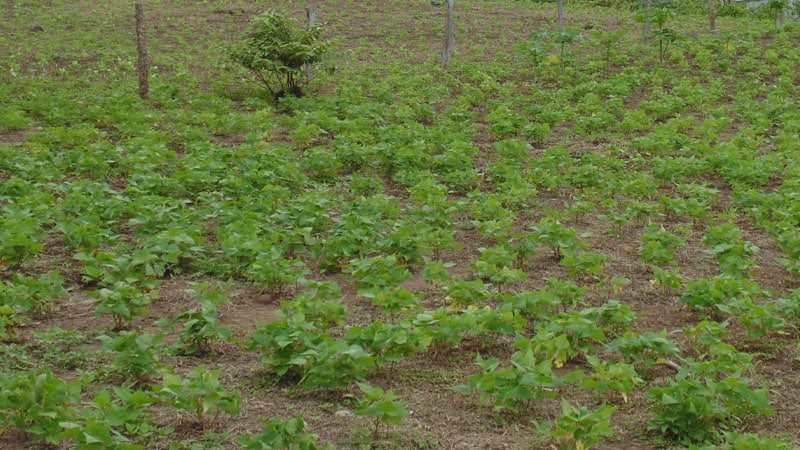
[135,3,149,99]
[709,0,716,31]
[306,5,316,83]
[557,0,564,28]
[442,0,454,70]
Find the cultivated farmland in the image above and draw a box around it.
[1,1,800,449]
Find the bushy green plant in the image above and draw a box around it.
[486,105,524,138]
[246,246,310,297]
[279,285,348,331]
[354,383,409,437]
[527,28,584,77]
[764,0,788,28]
[359,286,422,315]
[345,254,411,291]
[717,296,784,339]
[525,329,584,368]
[651,265,683,293]
[590,29,628,75]
[469,191,517,239]
[707,431,796,449]
[411,307,522,350]
[0,106,33,132]
[0,206,46,267]
[771,221,800,275]
[647,367,771,445]
[247,317,375,390]
[701,223,759,276]
[156,283,232,356]
[640,224,685,267]
[0,342,32,372]
[0,371,81,445]
[531,217,588,260]
[560,250,609,281]
[441,277,494,307]
[345,319,432,366]
[237,416,329,449]
[156,366,241,431]
[636,7,677,63]
[646,342,766,444]
[90,281,155,331]
[580,355,643,403]
[551,400,616,450]
[140,227,206,276]
[229,11,330,99]
[0,271,65,319]
[679,276,768,318]
[580,300,636,337]
[33,328,102,370]
[473,245,527,289]
[74,250,160,290]
[542,312,606,359]
[684,320,729,351]
[453,350,565,415]
[521,37,548,82]
[56,386,162,450]
[605,331,680,371]
[717,3,749,17]
[1,272,67,341]
[98,331,163,383]
[503,288,560,319]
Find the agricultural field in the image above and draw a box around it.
[1,0,800,448]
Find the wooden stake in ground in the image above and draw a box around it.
[442,0,454,70]
[642,0,651,40]
[710,0,716,31]
[557,0,564,28]
[6,0,13,19]
[306,5,316,83]
[135,3,149,100]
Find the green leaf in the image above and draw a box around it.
[660,393,679,405]
[83,432,106,444]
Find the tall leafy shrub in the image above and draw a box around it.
[229,11,329,99]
